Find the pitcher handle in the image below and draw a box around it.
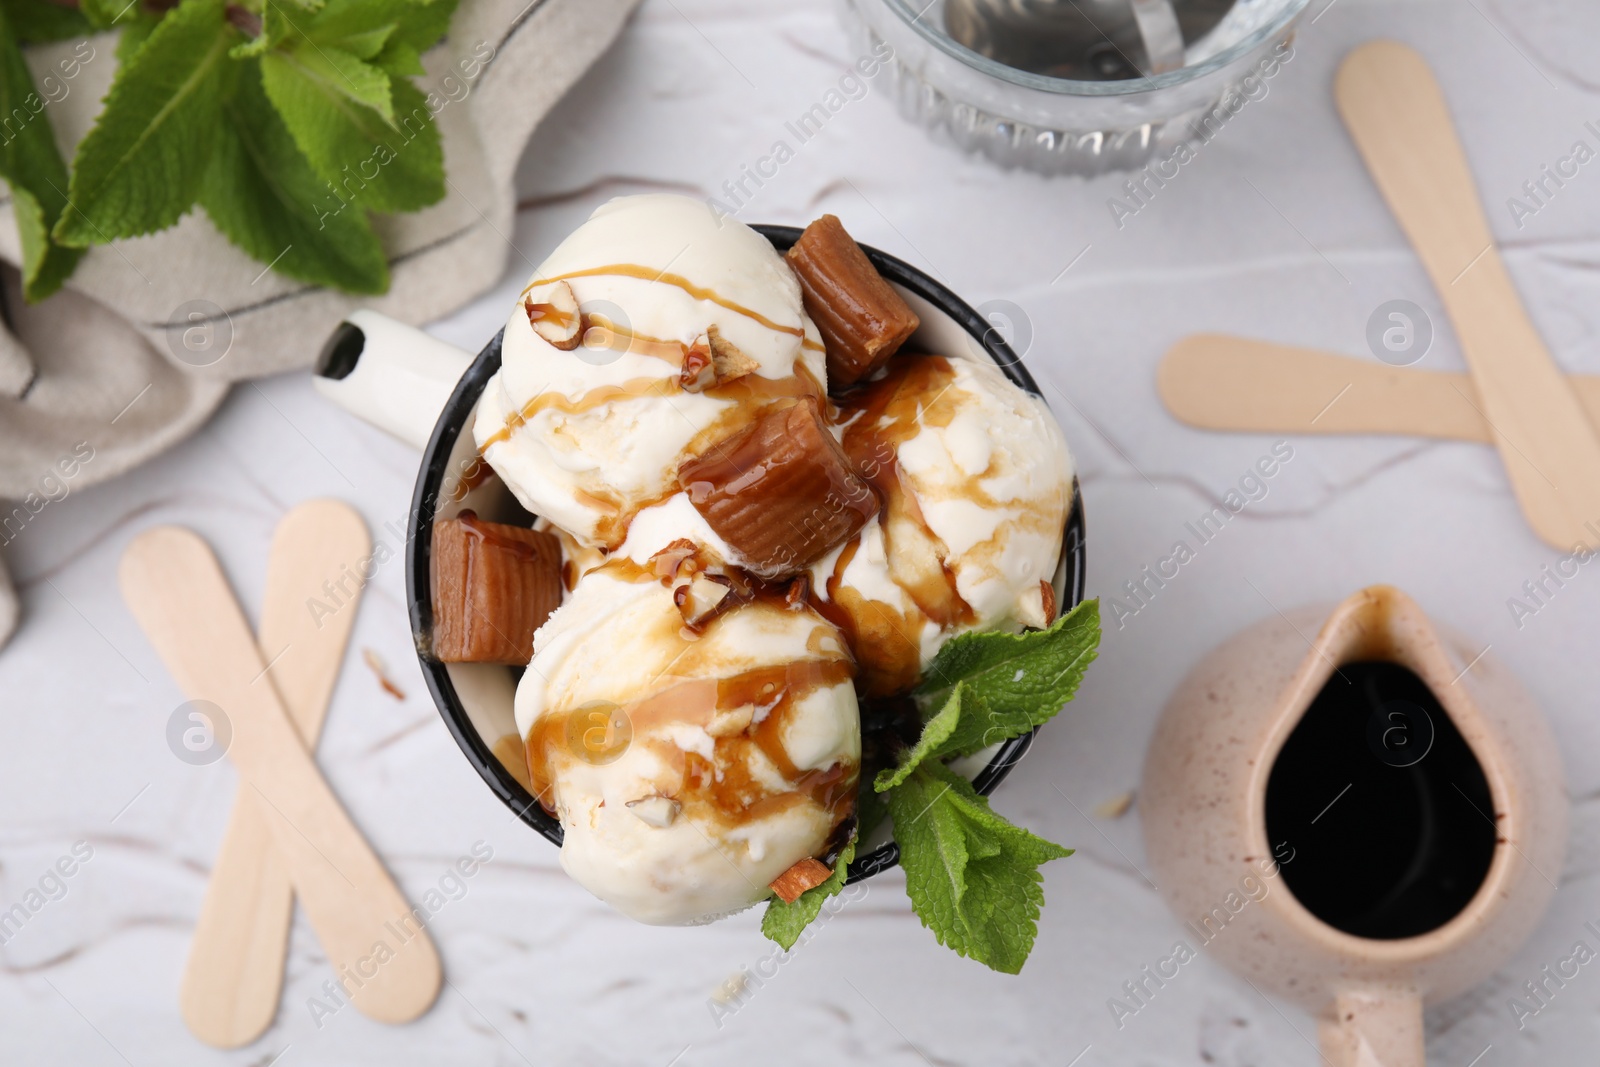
[1319,988,1425,1067]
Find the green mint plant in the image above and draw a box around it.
[762,599,1102,973]
[0,0,460,302]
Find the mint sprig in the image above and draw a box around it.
[762,600,1101,972]
[1,0,455,300]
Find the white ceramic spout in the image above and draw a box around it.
[312,311,474,451]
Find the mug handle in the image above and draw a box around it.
[1318,989,1424,1066]
[312,311,473,450]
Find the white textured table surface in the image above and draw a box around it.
[4,1,1600,1064]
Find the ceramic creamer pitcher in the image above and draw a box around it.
[1142,585,1566,1066]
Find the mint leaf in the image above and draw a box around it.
[389,0,456,53]
[329,23,395,59]
[874,682,966,793]
[291,0,402,49]
[293,0,394,41]
[918,599,1100,737]
[876,601,1100,789]
[371,37,421,76]
[7,186,82,301]
[286,0,436,69]
[260,48,442,212]
[285,41,393,121]
[79,0,133,30]
[761,835,856,951]
[887,761,1070,973]
[0,2,84,300]
[116,13,162,63]
[53,0,231,247]
[200,60,388,294]
[2,0,91,42]
[858,775,888,841]
[229,2,289,58]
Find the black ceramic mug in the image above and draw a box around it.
[314,226,1086,881]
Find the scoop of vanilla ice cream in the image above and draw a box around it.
[475,194,826,549]
[811,354,1074,694]
[517,565,860,925]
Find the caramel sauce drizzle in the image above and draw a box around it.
[478,376,678,452]
[818,355,983,692]
[524,656,858,830]
[812,537,927,698]
[582,316,688,363]
[454,509,548,560]
[519,262,823,350]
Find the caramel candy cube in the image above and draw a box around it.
[431,512,563,663]
[786,215,920,390]
[679,399,878,579]
[769,857,834,904]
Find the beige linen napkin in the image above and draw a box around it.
[0,0,640,648]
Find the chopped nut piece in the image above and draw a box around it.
[676,573,735,629]
[361,648,406,700]
[784,574,811,611]
[1041,579,1057,626]
[525,280,582,350]
[679,326,759,393]
[679,399,879,579]
[786,215,920,389]
[1094,790,1135,819]
[707,324,759,383]
[710,972,749,1005]
[431,512,563,663]
[769,857,833,903]
[650,538,701,580]
[627,795,681,828]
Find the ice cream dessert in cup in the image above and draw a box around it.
[317,194,1089,959]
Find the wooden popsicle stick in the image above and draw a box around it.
[1159,335,1600,442]
[180,501,371,1047]
[121,527,441,1026]
[1336,41,1600,550]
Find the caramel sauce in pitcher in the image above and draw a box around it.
[1265,661,1496,940]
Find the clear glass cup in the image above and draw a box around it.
[839,0,1311,175]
